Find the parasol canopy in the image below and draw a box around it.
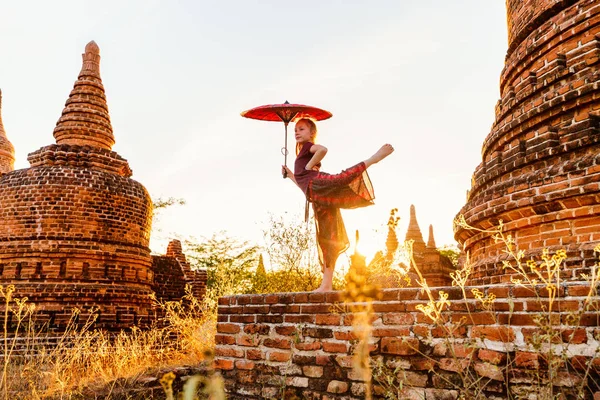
[240,101,333,177]
[240,101,333,124]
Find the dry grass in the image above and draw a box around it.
[0,285,217,400]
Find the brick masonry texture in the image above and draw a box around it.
[0,42,206,332]
[214,287,600,399]
[454,0,600,285]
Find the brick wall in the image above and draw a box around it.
[455,0,600,285]
[151,253,207,304]
[165,239,207,301]
[213,287,599,399]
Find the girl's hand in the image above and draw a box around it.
[282,165,293,178]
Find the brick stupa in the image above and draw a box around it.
[454,0,600,285]
[0,42,154,330]
[0,89,15,174]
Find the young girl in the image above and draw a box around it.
[282,118,394,292]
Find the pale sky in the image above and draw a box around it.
[0,1,508,261]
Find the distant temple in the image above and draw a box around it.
[370,205,455,287]
[403,205,455,287]
[0,42,206,331]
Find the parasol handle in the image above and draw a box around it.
[282,122,289,178]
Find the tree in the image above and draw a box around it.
[255,213,325,293]
[438,245,460,267]
[262,213,318,273]
[184,232,259,309]
[152,197,186,211]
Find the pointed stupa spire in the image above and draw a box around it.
[427,224,436,249]
[53,41,115,150]
[405,205,426,252]
[0,89,16,173]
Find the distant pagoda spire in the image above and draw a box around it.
[53,41,115,150]
[0,89,15,173]
[427,224,436,249]
[405,205,425,242]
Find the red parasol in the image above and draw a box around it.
[241,101,333,177]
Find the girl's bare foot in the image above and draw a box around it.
[364,144,394,167]
[315,268,334,292]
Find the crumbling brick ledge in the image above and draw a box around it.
[214,285,600,399]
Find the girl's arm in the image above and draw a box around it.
[306,144,327,170]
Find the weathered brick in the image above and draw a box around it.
[237,370,257,384]
[321,341,348,353]
[315,314,341,325]
[327,380,348,394]
[268,351,291,362]
[561,329,588,344]
[303,327,333,338]
[217,323,240,334]
[236,335,259,347]
[400,371,428,387]
[380,337,419,355]
[235,360,255,370]
[471,326,515,342]
[286,376,308,388]
[213,359,234,370]
[275,325,297,336]
[215,335,236,345]
[382,312,415,325]
[474,362,504,381]
[371,327,411,337]
[263,338,292,349]
[245,349,264,360]
[302,366,323,378]
[411,357,437,371]
[438,358,469,373]
[295,342,321,351]
[243,324,270,335]
[215,346,244,358]
[477,349,507,365]
[514,352,540,368]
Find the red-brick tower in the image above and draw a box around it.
[455,0,600,285]
[0,42,154,330]
[0,89,15,174]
